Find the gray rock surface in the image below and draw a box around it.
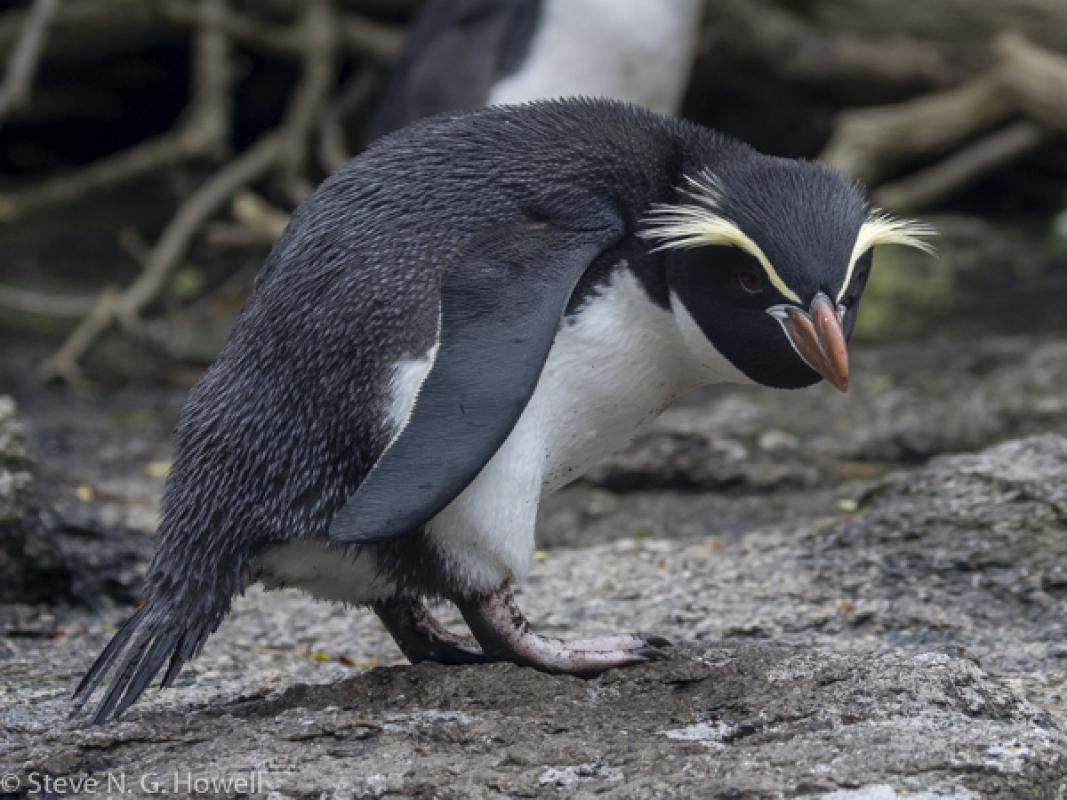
[2,435,1065,798]
[0,395,154,611]
[0,396,68,605]
[0,397,33,527]
[542,338,1067,547]
[587,339,1067,491]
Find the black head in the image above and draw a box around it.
[642,153,934,391]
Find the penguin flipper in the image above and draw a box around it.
[329,218,622,544]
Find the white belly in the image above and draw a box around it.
[424,267,749,594]
[256,266,750,601]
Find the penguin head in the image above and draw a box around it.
[642,156,935,391]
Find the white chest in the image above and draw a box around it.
[487,0,704,116]
[529,275,693,492]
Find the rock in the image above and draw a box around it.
[578,338,1067,494]
[541,338,1067,548]
[2,434,1065,797]
[4,643,1065,798]
[0,396,34,527]
[0,395,153,608]
[0,396,68,605]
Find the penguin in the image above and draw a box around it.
[367,0,704,139]
[73,99,933,724]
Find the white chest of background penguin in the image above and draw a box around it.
[74,99,933,723]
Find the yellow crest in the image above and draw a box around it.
[838,212,937,302]
[639,169,802,304]
[640,172,937,307]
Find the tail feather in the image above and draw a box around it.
[110,627,181,721]
[90,625,157,724]
[71,608,146,712]
[72,596,226,724]
[159,632,189,689]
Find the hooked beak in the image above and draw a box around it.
[767,293,850,393]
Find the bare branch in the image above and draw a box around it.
[340,13,405,63]
[38,132,284,383]
[995,32,1067,134]
[37,287,120,384]
[874,121,1049,211]
[0,0,233,224]
[277,0,340,204]
[0,284,98,318]
[317,69,376,173]
[821,31,1067,209]
[161,0,403,62]
[160,0,302,58]
[820,73,1014,184]
[709,0,961,89]
[0,0,169,68]
[0,127,205,224]
[231,191,289,241]
[0,0,60,126]
[187,0,233,159]
[124,135,283,315]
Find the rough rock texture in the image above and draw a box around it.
[590,339,1067,490]
[2,435,1065,798]
[4,644,1064,799]
[0,395,154,612]
[542,337,1067,547]
[0,395,68,605]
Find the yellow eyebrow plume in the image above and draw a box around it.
[838,212,937,303]
[639,180,802,304]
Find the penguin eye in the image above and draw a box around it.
[843,250,875,302]
[736,269,766,294]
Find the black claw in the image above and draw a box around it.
[636,646,671,662]
[639,633,673,649]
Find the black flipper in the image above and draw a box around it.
[329,219,622,543]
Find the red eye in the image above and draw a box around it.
[736,270,765,294]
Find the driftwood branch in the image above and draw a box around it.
[231,191,289,241]
[35,0,349,383]
[160,0,302,57]
[822,31,1067,210]
[0,128,206,223]
[276,0,340,204]
[37,133,284,382]
[820,74,1014,185]
[0,0,233,224]
[316,69,376,173]
[160,0,403,62]
[873,122,1050,211]
[707,0,961,89]
[995,32,1067,135]
[0,285,98,318]
[0,0,60,126]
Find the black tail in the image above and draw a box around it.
[71,593,227,725]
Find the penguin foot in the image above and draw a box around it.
[457,586,671,677]
[374,597,487,665]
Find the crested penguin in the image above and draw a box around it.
[73,99,933,723]
[367,0,704,139]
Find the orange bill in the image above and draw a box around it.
[771,292,849,392]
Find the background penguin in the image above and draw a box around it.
[367,0,704,139]
[73,98,932,724]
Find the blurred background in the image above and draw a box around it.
[1,0,1066,622]
[2,0,1067,390]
